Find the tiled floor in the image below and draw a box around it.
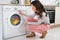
[6,27,60,40]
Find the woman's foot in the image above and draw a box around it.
[26,32,35,38]
[40,31,47,38]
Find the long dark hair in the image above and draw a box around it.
[31,1,47,18]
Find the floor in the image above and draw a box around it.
[0,35,2,40]
[5,27,60,40]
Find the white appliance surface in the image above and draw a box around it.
[0,5,2,40]
[3,5,27,39]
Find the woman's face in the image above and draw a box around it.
[31,5,36,12]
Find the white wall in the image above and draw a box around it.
[55,7,60,24]
[40,0,56,5]
[31,0,56,6]
[0,0,12,4]
[0,0,56,6]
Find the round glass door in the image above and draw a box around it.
[10,14,21,26]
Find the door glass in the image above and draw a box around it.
[10,14,21,26]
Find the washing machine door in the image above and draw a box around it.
[8,13,23,28]
[10,14,21,25]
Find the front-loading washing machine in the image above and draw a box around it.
[0,5,2,40]
[2,5,27,39]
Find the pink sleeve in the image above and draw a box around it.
[27,17,38,22]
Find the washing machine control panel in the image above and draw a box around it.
[3,6,27,11]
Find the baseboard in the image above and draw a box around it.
[50,24,60,29]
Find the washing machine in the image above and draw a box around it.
[2,5,27,39]
[0,5,2,40]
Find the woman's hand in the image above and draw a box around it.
[18,10,25,16]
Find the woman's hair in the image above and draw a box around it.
[31,1,47,18]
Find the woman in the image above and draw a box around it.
[19,1,50,38]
